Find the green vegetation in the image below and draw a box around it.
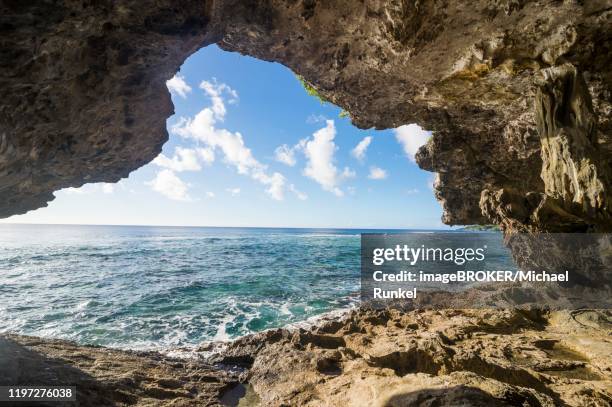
[295,75,350,119]
[338,110,349,118]
[296,75,328,104]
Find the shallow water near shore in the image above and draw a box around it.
[0,224,366,349]
[0,224,507,350]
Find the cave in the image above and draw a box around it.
[1,1,611,406]
[1,0,609,233]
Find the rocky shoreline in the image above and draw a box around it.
[2,307,610,406]
[1,2,610,406]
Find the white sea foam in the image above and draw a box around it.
[284,304,356,331]
[212,314,235,342]
[3,225,484,356]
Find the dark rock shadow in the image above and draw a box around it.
[0,334,239,406]
[0,335,120,407]
[383,385,542,407]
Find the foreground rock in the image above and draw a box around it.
[3,308,610,406]
[1,1,610,233]
[0,335,238,406]
[218,307,612,406]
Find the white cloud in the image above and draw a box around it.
[153,147,203,172]
[252,171,286,200]
[405,188,420,194]
[274,144,297,166]
[197,148,215,165]
[368,166,387,180]
[306,114,327,124]
[351,136,372,161]
[428,174,438,191]
[394,124,431,162]
[61,187,89,195]
[171,80,289,201]
[206,191,215,198]
[226,187,241,196]
[199,79,238,119]
[60,183,116,195]
[342,167,356,179]
[147,169,191,201]
[166,74,192,99]
[289,184,308,200]
[300,120,354,197]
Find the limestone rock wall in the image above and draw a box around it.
[0,0,216,217]
[1,0,610,232]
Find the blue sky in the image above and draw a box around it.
[2,45,445,229]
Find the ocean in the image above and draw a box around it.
[0,224,508,350]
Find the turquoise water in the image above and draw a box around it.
[0,225,510,350]
[0,224,371,349]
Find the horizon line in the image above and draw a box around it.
[0,221,453,230]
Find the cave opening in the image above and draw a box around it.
[1,45,443,229]
[0,44,448,349]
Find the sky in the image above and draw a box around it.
[2,45,446,229]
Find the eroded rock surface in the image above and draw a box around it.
[0,0,215,217]
[218,308,612,406]
[0,334,239,406]
[3,308,610,406]
[1,1,610,232]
